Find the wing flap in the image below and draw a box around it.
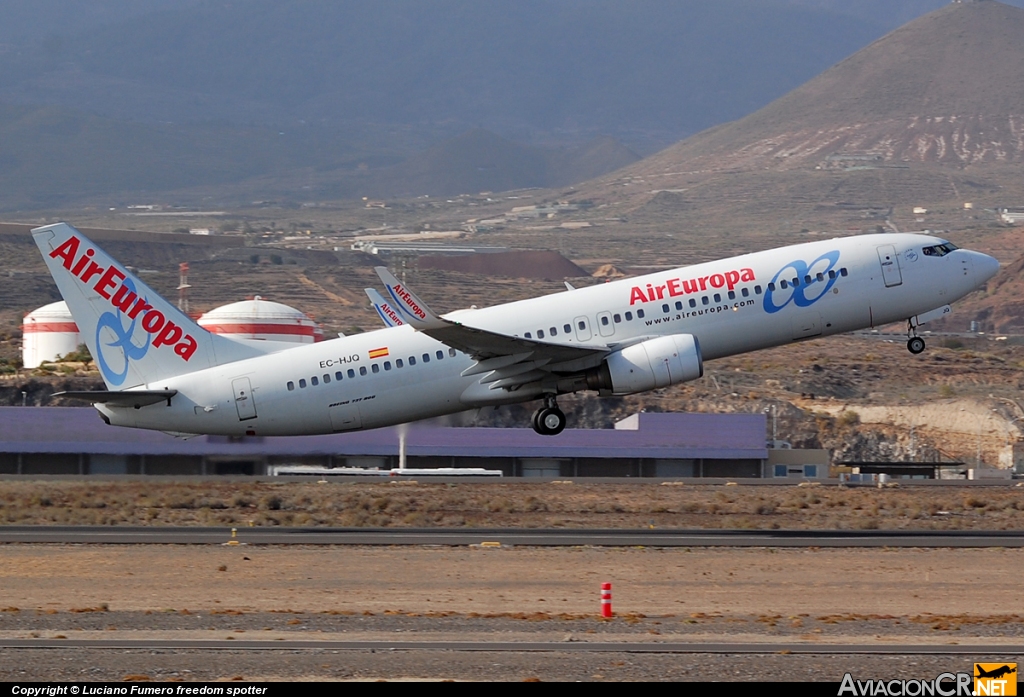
[53,390,177,408]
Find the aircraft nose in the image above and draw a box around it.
[973,252,1000,284]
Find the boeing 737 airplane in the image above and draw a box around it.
[33,222,998,436]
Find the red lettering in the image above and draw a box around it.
[79,261,104,283]
[72,248,94,276]
[631,267,756,305]
[394,285,426,319]
[175,335,198,361]
[58,235,201,365]
[128,298,152,320]
[49,236,80,270]
[93,266,125,300]
[153,320,183,348]
[141,310,165,334]
[111,285,138,313]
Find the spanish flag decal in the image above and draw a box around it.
[368,347,389,359]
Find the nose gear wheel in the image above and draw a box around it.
[906,319,926,354]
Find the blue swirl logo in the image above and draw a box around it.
[763,251,840,314]
[94,279,151,386]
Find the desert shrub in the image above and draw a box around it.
[837,411,860,427]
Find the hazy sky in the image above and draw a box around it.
[3,1,1024,44]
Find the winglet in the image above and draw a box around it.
[373,267,447,330]
[365,288,406,328]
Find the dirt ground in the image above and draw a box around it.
[2,481,1024,680]
[3,544,1024,618]
[2,480,1023,529]
[1,544,1023,681]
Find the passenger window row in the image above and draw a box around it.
[526,322,571,339]
[767,267,847,293]
[287,347,458,391]
[593,308,650,328]
[524,268,843,333]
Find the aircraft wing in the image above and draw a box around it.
[373,267,608,388]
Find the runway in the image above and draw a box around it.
[2,525,1024,547]
[1,638,1022,655]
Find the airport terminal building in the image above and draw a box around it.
[0,408,823,478]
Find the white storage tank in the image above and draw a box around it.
[197,296,321,344]
[22,301,81,369]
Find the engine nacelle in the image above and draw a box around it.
[585,334,703,396]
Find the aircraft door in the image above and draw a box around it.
[574,316,593,341]
[596,312,615,337]
[791,312,822,340]
[877,245,903,287]
[329,402,362,432]
[231,377,257,421]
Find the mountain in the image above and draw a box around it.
[0,0,886,148]
[575,1,1024,236]
[625,1,1024,175]
[0,110,635,208]
[357,131,640,199]
[0,103,371,210]
[4,1,1012,211]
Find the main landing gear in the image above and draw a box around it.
[906,319,926,355]
[531,395,567,436]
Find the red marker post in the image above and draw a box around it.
[601,582,613,618]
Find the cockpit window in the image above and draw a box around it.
[922,243,958,257]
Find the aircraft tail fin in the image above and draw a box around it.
[373,267,446,330]
[364,288,406,328]
[32,222,263,390]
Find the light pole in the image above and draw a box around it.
[764,405,777,447]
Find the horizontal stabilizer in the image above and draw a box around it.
[53,390,177,408]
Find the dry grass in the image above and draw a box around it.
[0,481,1022,529]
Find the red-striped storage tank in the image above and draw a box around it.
[23,301,80,369]
[197,296,320,344]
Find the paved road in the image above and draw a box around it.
[3,526,1024,546]
[1,638,1022,654]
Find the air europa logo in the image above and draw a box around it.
[391,284,427,320]
[378,301,405,326]
[763,250,841,315]
[49,236,198,377]
[629,268,756,305]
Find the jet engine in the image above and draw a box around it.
[584,333,703,395]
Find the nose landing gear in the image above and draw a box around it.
[906,319,926,354]
[531,395,567,436]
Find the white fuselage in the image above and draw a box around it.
[98,233,996,435]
